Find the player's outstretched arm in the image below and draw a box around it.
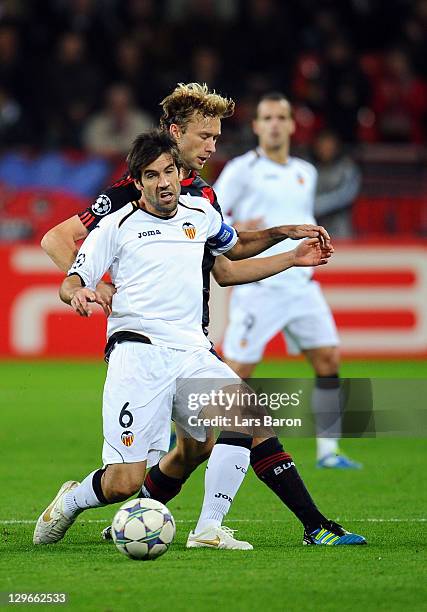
[212,239,333,286]
[225,224,330,260]
[60,274,110,317]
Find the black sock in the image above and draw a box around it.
[141,464,184,505]
[216,430,253,449]
[92,468,108,504]
[250,437,326,533]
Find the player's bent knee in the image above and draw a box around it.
[311,347,340,377]
[103,463,146,502]
[107,477,142,501]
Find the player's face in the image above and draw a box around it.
[135,153,181,217]
[171,114,221,172]
[253,100,295,151]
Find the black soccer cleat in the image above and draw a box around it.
[101,525,113,541]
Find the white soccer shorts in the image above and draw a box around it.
[102,342,240,465]
[223,280,340,363]
[173,347,240,441]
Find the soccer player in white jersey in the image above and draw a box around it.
[33,130,251,549]
[215,92,361,469]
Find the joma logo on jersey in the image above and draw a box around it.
[182,222,196,239]
[138,230,161,238]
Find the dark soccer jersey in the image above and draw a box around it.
[78,172,223,333]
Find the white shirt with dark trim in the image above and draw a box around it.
[68,194,238,350]
[214,149,318,289]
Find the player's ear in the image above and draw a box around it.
[134,179,144,192]
[252,119,259,137]
[169,123,182,141]
[289,118,296,136]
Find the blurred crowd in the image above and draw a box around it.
[1,0,427,155]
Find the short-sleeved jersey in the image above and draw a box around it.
[70,195,237,350]
[78,172,222,333]
[214,149,318,289]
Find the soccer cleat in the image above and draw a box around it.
[186,525,253,550]
[101,525,113,541]
[317,453,362,469]
[33,480,80,545]
[303,520,367,546]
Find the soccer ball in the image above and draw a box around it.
[111,498,175,560]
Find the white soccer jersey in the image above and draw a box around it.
[68,194,238,350]
[214,148,318,288]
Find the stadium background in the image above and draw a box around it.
[0,2,426,611]
[1,0,427,358]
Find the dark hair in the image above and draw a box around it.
[256,92,293,117]
[127,129,182,179]
[259,91,290,104]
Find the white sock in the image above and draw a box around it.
[62,470,106,518]
[312,385,342,460]
[194,443,250,534]
[316,437,339,461]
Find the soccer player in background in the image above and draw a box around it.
[41,84,366,547]
[214,92,361,469]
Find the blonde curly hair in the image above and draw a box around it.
[160,82,235,131]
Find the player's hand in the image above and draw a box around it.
[282,224,331,246]
[70,288,109,317]
[95,280,117,316]
[293,238,334,267]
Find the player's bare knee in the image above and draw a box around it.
[103,463,145,501]
[311,347,340,376]
[107,476,142,501]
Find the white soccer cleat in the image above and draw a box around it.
[33,480,80,545]
[186,525,253,550]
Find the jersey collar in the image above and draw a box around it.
[138,203,178,220]
[180,171,197,187]
[257,147,291,167]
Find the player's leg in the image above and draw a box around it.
[222,285,325,533]
[223,359,257,379]
[142,426,215,504]
[223,286,365,543]
[249,434,365,543]
[33,461,149,545]
[176,349,254,549]
[101,425,214,541]
[33,342,173,545]
[304,345,342,463]
[285,281,362,468]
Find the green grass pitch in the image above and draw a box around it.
[0,359,426,611]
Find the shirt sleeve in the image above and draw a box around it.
[205,204,238,255]
[78,180,139,232]
[213,159,247,222]
[67,215,119,289]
